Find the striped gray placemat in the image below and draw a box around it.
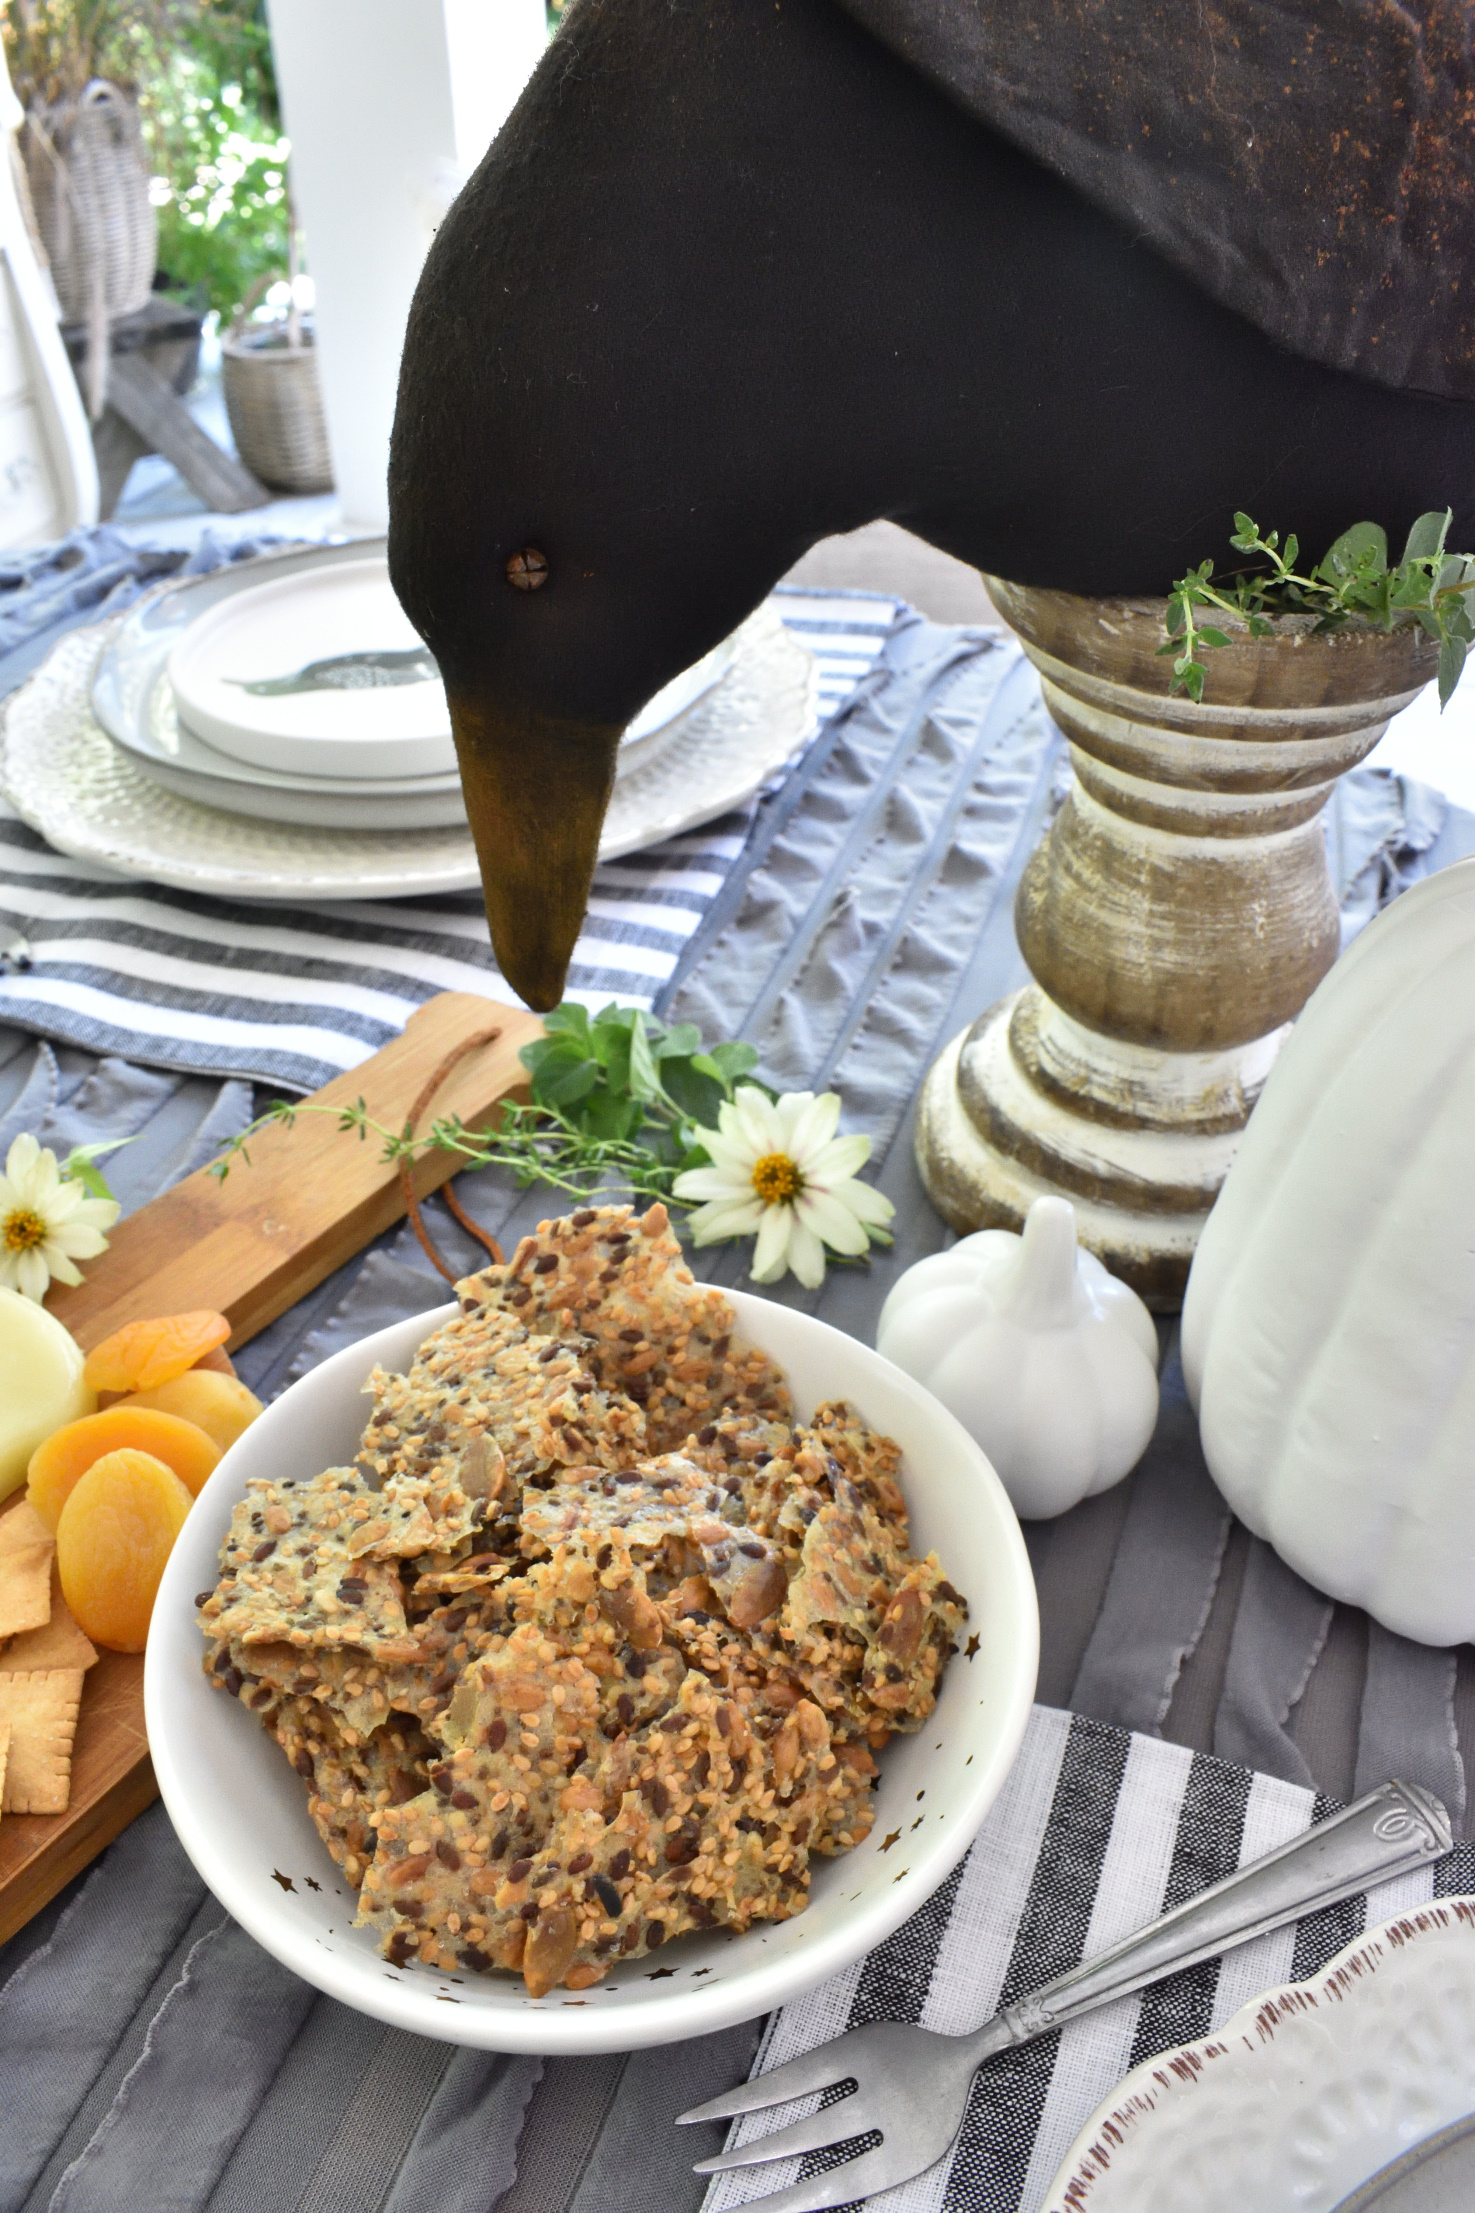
[0,588,897,1094]
[706,1707,1475,2213]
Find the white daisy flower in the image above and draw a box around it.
[0,1133,120,1303]
[673,1087,894,1290]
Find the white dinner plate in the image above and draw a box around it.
[146,1288,1039,2053]
[1042,1896,1475,2213]
[5,600,818,900]
[94,543,464,797]
[167,554,459,778]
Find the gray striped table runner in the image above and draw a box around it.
[0,589,897,1094]
[708,1708,1475,2213]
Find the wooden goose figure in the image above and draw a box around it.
[387,0,1475,1011]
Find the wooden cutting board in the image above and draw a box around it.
[0,990,543,1944]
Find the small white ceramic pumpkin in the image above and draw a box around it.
[1182,856,1475,1645]
[876,1197,1160,1518]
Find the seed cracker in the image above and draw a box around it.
[0,1503,56,1640]
[0,1570,97,1674]
[269,1696,432,1886]
[358,1309,644,1551]
[0,1667,83,1814]
[520,1455,715,1553]
[460,1203,790,1450]
[203,1471,416,1657]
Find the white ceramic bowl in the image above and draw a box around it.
[146,1291,1038,2053]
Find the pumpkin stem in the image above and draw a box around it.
[1005,1197,1085,1331]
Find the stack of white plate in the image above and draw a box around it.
[90,539,739,833]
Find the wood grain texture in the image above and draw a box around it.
[106,352,270,515]
[0,990,541,1940]
[46,992,543,1352]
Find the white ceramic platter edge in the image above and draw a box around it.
[145,1288,1038,2054]
[1041,1895,1475,2213]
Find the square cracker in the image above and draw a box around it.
[0,1569,96,1674]
[209,1472,415,1657]
[0,1720,9,1820]
[0,1668,83,1814]
[0,1503,56,1639]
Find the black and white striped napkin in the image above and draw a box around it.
[0,591,896,1094]
[706,1706,1475,2213]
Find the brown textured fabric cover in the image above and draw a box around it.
[836,0,1475,401]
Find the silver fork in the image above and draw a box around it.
[677,1779,1453,2213]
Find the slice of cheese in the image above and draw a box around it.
[0,1290,94,1503]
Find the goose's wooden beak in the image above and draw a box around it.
[449,695,621,1012]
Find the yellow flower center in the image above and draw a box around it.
[751,1151,803,1205]
[3,1206,47,1253]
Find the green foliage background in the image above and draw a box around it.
[1,0,290,320]
[149,0,289,319]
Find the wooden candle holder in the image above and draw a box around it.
[916,579,1439,1307]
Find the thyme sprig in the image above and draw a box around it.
[211,1002,766,1214]
[1162,508,1475,707]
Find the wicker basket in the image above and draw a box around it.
[221,319,334,496]
[21,80,157,417]
[22,81,156,322]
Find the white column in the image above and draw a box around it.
[266,0,546,532]
[444,0,549,173]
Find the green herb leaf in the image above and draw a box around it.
[627,1012,662,1103]
[1402,509,1452,564]
[540,1002,593,1044]
[533,1053,602,1110]
[708,1040,760,1084]
[656,1058,726,1128]
[1197,627,1232,650]
[1439,635,1468,710]
[1318,521,1387,583]
[60,1136,129,1205]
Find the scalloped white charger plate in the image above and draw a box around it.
[1042,1896,1475,2213]
[5,600,818,900]
[145,1290,1039,2053]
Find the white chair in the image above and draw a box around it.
[0,45,99,547]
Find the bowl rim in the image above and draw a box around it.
[145,1289,1039,2052]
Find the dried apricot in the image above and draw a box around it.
[191,1344,237,1377]
[83,1311,231,1395]
[28,1406,221,1531]
[116,1370,263,1453]
[57,1448,193,1652]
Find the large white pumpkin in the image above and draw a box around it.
[1182,856,1475,1646]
